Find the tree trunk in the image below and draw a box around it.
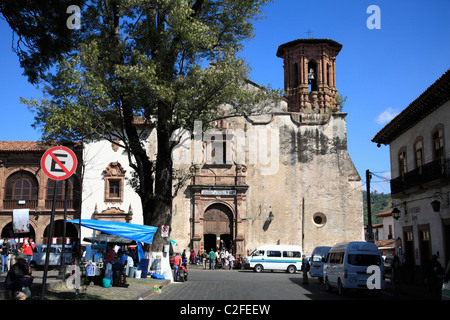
[146,102,174,252]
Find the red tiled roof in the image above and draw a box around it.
[375,210,393,218]
[0,141,50,152]
[0,141,82,152]
[375,238,395,248]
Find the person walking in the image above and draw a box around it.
[173,253,182,282]
[1,239,10,274]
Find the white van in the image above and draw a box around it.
[323,241,385,295]
[309,246,332,283]
[245,245,303,273]
[30,244,73,268]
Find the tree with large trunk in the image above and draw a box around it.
[5,0,279,252]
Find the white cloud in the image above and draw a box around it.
[376,107,399,125]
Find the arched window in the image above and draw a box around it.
[398,147,407,176]
[4,171,38,209]
[432,125,445,160]
[292,63,299,88]
[414,137,423,168]
[327,63,331,86]
[4,171,38,200]
[308,60,317,92]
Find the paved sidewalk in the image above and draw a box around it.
[0,268,171,300]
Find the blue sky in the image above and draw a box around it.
[1,0,449,193]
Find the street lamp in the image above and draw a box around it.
[392,207,401,220]
[431,199,441,213]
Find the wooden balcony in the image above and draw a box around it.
[2,199,38,210]
[391,158,450,196]
[2,199,80,210]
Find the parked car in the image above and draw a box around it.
[309,246,332,283]
[30,244,73,269]
[323,241,385,295]
[245,245,303,273]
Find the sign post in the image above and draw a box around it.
[40,146,77,300]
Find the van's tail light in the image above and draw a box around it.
[343,269,348,279]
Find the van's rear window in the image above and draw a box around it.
[347,254,381,266]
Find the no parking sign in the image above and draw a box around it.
[41,146,77,180]
[161,225,169,237]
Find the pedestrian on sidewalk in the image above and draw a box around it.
[1,238,10,274]
[427,254,444,299]
[202,250,208,269]
[228,253,235,270]
[173,253,182,282]
[5,253,34,299]
[391,255,401,291]
[20,239,34,264]
[209,249,215,270]
[301,255,310,284]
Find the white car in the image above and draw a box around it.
[30,244,73,268]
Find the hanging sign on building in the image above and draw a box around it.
[13,209,30,233]
[41,146,77,180]
[161,225,169,238]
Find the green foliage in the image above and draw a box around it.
[362,190,392,225]
[333,94,347,112]
[21,0,279,144]
[14,0,279,235]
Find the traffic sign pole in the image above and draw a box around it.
[40,179,58,300]
[39,146,78,299]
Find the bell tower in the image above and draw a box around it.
[276,38,343,113]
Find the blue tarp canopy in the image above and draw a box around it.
[68,219,158,261]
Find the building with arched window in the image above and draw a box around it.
[0,142,81,245]
[373,69,450,283]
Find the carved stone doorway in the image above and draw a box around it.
[203,204,233,252]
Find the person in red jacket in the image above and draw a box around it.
[21,239,34,264]
[173,253,182,282]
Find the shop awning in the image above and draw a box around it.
[68,219,158,260]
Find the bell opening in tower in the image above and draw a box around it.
[308,60,317,92]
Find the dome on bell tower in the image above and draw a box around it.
[276,38,343,114]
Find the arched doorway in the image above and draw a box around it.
[43,220,78,244]
[1,222,36,240]
[203,203,234,252]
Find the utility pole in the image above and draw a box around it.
[366,170,374,243]
[302,198,305,253]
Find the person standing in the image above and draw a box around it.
[173,253,182,282]
[1,239,10,274]
[202,250,208,269]
[21,239,34,264]
[209,249,215,270]
[301,255,310,284]
[228,253,235,270]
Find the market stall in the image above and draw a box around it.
[68,219,158,262]
[68,219,160,285]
